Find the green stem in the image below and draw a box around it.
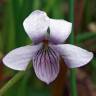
[0,72,25,96]
[70,69,77,96]
[69,0,74,44]
[69,0,78,96]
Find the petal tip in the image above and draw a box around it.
[41,77,56,85]
[44,80,51,85]
[88,51,94,62]
[69,51,94,68]
[2,56,26,71]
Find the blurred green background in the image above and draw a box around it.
[0,0,96,96]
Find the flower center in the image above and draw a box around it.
[43,39,49,48]
[43,40,48,44]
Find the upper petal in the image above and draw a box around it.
[32,46,59,84]
[23,10,49,43]
[53,44,93,68]
[3,44,42,70]
[49,19,72,44]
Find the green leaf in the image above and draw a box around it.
[77,32,96,43]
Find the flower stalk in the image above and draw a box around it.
[69,0,78,96]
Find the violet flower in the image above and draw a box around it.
[3,10,93,84]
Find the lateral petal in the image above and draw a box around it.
[3,44,42,70]
[53,44,93,68]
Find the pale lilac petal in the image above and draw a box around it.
[49,19,72,44]
[23,10,49,43]
[52,44,93,68]
[3,44,42,70]
[32,46,59,84]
